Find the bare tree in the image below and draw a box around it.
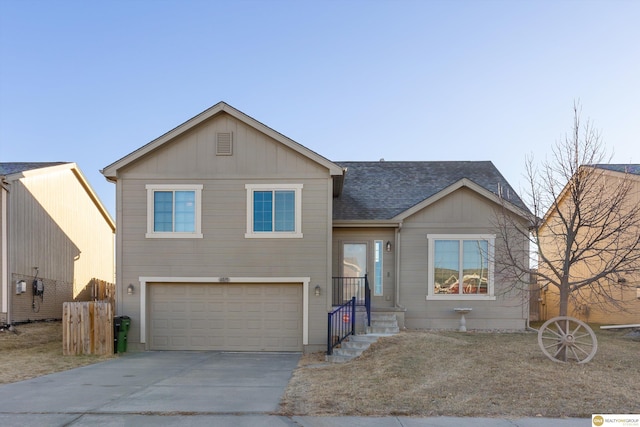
[496,103,640,318]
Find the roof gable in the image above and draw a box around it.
[1,162,115,232]
[541,163,640,227]
[102,102,343,179]
[333,161,529,221]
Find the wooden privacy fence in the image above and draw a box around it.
[62,302,113,355]
[90,278,115,315]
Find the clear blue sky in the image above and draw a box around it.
[1,0,639,218]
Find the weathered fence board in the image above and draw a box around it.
[91,279,116,315]
[62,302,113,355]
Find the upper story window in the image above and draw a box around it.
[427,234,495,300]
[245,184,303,238]
[146,184,203,238]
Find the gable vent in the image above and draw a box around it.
[216,132,233,156]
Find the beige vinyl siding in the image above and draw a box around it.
[542,280,640,324]
[399,187,528,330]
[115,113,332,351]
[8,167,115,322]
[120,114,325,179]
[539,173,640,325]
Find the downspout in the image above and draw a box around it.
[525,278,535,331]
[1,182,11,327]
[525,287,533,331]
[394,221,406,310]
[111,176,123,317]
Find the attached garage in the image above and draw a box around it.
[148,282,303,352]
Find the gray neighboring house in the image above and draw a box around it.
[102,102,531,353]
[1,162,115,324]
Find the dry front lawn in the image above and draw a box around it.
[2,321,638,418]
[0,321,115,384]
[280,328,640,418]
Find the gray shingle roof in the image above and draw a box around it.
[0,162,69,176]
[333,161,528,221]
[592,164,640,175]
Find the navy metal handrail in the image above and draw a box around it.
[332,275,371,327]
[327,297,356,355]
[364,274,371,327]
[331,276,367,305]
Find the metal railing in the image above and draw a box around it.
[327,297,356,355]
[331,275,371,327]
[331,276,368,305]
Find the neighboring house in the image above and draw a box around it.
[538,164,640,325]
[0,162,115,324]
[101,102,531,353]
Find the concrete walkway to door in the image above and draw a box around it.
[0,351,300,426]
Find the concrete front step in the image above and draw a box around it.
[367,313,400,335]
[341,340,371,350]
[347,334,379,343]
[371,320,398,328]
[368,326,400,334]
[370,314,398,321]
[327,314,400,363]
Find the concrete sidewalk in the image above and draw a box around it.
[0,414,592,426]
[0,351,591,427]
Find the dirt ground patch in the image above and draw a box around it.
[279,327,640,418]
[0,321,115,384]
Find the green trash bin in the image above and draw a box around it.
[115,316,131,353]
[113,317,121,353]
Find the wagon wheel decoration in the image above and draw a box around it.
[537,316,598,364]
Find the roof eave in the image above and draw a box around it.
[332,219,401,228]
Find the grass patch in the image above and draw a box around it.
[279,327,640,417]
[0,321,115,384]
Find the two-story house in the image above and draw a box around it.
[102,102,531,353]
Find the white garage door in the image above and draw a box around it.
[149,283,302,351]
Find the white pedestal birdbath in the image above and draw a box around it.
[453,308,472,332]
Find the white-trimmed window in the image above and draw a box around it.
[146,184,203,238]
[245,184,303,238]
[427,234,495,300]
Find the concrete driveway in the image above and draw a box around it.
[0,351,591,427]
[0,351,301,426]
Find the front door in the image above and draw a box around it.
[342,243,367,301]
